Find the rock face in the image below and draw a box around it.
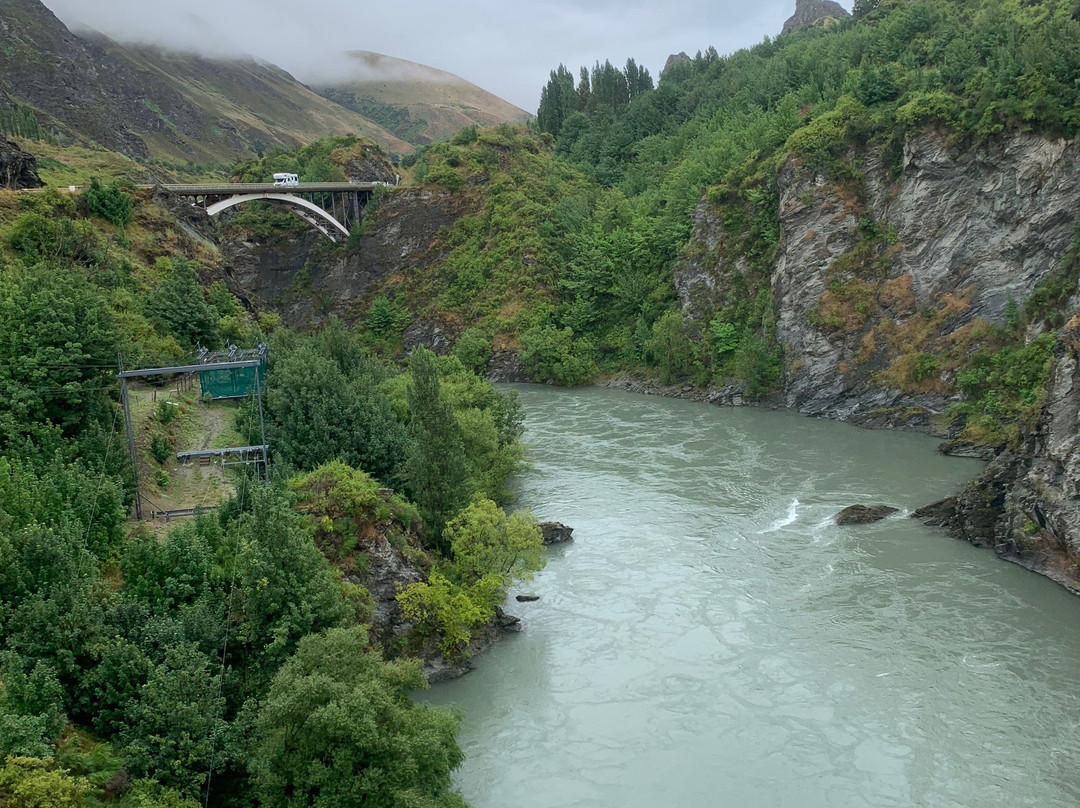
[349,533,424,645]
[675,130,1080,429]
[777,132,1080,423]
[222,187,468,328]
[661,52,692,77]
[539,521,574,545]
[0,139,42,189]
[835,504,900,525]
[782,0,850,34]
[939,321,1080,592]
[486,350,529,383]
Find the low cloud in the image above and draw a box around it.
[42,0,851,112]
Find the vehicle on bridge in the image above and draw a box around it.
[272,172,299,187]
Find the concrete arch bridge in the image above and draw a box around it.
[163,182,389,242]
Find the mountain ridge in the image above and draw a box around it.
[310,51,532,146]
[0,0,528,165]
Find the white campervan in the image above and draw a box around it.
[272,173,299,187]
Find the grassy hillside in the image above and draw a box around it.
[313,51,532,146]
[0,0,412,168]
[95,41,414,163]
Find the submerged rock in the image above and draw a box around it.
[539,521,574,545]
[835,504,900,525]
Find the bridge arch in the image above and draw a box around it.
[204,193,350,241]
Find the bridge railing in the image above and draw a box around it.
[161,182,384,194]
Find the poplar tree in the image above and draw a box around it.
[402,347,468,548]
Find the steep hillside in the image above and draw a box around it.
[91,40,414,162]
[312,51,532,146]
[215,0,1080,591]
[0,0,411,163]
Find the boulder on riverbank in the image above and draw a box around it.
[835,504,900,525]
[539,521,574,544]
[911,497,958,527]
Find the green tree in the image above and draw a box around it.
[396,571,496,659]
[519,325,597,386]
[0,653,65,758]
[537,64,578,137]
[0,757,88,808]
[264,340,408,482]
[232,488,350,689]
[0,267,118,455]
[0,522,105,704]
[144,260,220,349]
[82,178,134,229]
[644,310,696,385]
[250,626,466,808]
[401,347,468,545]
[120,644,225,798]
[445,498,544,596]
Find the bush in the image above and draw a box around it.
[644,310,696,385]
[519,325,597,386]
[157,400,178,425]
[451,326,493,376]
[736,333,783,401]
[397,571,495,658]
[149,433,172,465]
[0,757,89,808]
[908,352,942,383]
[8,212,54,263]
[82,178,133,229]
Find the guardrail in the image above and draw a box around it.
[159,182,385,193]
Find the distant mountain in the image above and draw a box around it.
[310,52,532,146]
[0,0,412,163]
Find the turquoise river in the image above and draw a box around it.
[425,386,1080,808]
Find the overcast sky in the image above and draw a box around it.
[41,0,852,112]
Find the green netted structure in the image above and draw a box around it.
[198,344,267,400]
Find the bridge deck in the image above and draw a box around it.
[159,182,384,195]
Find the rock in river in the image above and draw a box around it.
[835,504,900,525]
[539,521,574,545]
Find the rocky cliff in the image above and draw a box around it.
[675,127,1080,589]
[222,187,470,329]
[781,0,850,34]
[927,319,1080,591]
[677,129,1080,427]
